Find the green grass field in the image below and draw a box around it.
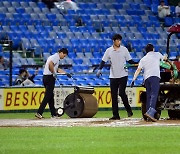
[0,109,168,119]
[0,110,180,154]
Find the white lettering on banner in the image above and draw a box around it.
[54,87,74,108]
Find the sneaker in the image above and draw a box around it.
[144,113,157,122]
[35,113,44,119]
[127,111,133,117]
[109,116,120,120]
[144,107,157,122]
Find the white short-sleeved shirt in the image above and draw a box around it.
[138,52,164,80]
[102,45,132,78]
[43,53,60,75]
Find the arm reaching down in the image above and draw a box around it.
[130,67,142,88]
[96,60,105,77]
[133,68,142,81]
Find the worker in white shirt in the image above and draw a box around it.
[131,44,167,122]
[96,34,137,120]
[35,48,71,119]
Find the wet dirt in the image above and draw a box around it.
[0,118,180,127]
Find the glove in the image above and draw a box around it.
[130,80,134,88]
[96,69,102,78]
[53,73,57,79]
[66,73,72,78]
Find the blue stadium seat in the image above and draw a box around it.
[20,1,29,7]
[12,38,21,50]
[19,58,28,65]
[80,39,89,47]
[168,53,177,60]
[151,0,159,5]
[42,8,50,14]
[173,17,180,23]
[130,4,140,10]
[67,9,75,15]
[164,17,173,27]
[7,7,16,13]
[46,13,56,21]
[142,33,153,40]
[151,4,158,15]
[13,58,21,67]
[72,65,82,73]
[79,3,89,9]
[125,33,135,40]
[113,3,123,10]
[88,3,97,9]
[89,58,101,65]
[37,1,46,9]
[21,38,33,51]
[34,46,43,57]
[16,7,25,14]
[136,52,144,59]
[73,58,83,65]
[11,2,20,7]
[131,40,140,47]
[138,27,147,33]
[70,39,80,47]
[26,58,36,65]
[2,1,11,7]
[64,32,74,39]
[0,7,7,14]
[126,10,137,15]
[25,7,33,14]
[101,9,110,15]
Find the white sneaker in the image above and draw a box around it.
[35,113,44,119]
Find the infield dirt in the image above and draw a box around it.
[0,118,180,127]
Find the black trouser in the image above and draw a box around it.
[37,75,56,116]
[110,76,132,117]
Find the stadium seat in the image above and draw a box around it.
[164,17,173,27]
[26,58,36,65]
[73,58,83,65]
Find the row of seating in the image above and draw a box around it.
[0,1,151,12]
[0,0,179,87]
[0,71,144,87]
[143,0,168,5]
[0,13,162,27]
[2,25,170,35]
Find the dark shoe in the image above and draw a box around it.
[109,116,120,120]
[35,113,44,119]
[127,111,133,117]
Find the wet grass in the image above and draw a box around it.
[0,126,180,154]
[0,110,178,154]
[0,109,169,119]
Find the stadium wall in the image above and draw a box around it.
[0,86,145,111]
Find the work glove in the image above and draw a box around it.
[130,80,135,88]
[53,73,57,79]
[96,69,102,78]
[66,73,72,78]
